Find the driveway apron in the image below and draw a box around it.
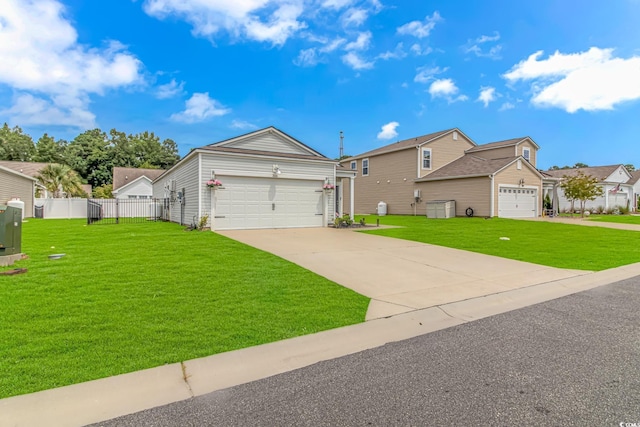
[217,228,590,320]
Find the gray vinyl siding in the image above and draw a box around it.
[0,169,34,217]
[416,177,491,217]
[200,153,336,225]
[152,154,200,225]
[225,133,312,156]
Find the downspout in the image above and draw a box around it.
[197,152,203,227]
[490,174,495,217]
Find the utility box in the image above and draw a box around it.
[0,205,22,256]
[426,200,456,219]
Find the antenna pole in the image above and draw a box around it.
[339,130,344,159]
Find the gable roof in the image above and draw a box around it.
[208,126,327,158]
[416,155,541,182]
[345,128,475,161]
[628,170,640,185]
[113,167,166,191]
[465,136,539,153]
[541,165,630,182]
[198,145,332,161]
[0,161,52,178]
[0,164,37,181]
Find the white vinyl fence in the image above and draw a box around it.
[35,198,87,219]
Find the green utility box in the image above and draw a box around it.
[0,205,22,256]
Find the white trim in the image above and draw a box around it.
[200,149,337,165]
[198,152,202,225]
[490,174,495,216]
[0,165,38,181]
[362,158,369,176]
[212,127,325,157]
[421,148,432,170]
[350,161,356,170]
[212,170,327,181]
[523,148,531,163]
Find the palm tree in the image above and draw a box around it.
[36,164,85,198]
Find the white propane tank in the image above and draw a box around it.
[377,201,387,216]
[8,198,25,220]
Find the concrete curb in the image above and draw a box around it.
[2,263,640,427]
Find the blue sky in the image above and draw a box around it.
[1,0,639,169]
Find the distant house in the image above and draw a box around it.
[0,164,36,217]
[341,129,543,218]
[629,170,640,210]
[112,167,165,199]
[542,165,634,212]
[0,160,90,199]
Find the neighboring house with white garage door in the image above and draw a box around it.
[153,127,355,230]
[542,165,634,212]
[342,129,543,218]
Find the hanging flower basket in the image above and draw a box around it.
[323,183,335,191]
[206,179,223,189]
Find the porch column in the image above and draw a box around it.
[349,176,355,220]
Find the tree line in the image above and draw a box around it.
[548,162,636,172]
[0,123,180,192]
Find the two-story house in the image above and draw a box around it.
[340,128,543,218]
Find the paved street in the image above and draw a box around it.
[92,277,640,427]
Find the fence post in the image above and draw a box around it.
[116,198,119,224]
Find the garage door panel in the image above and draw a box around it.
[214,176,324,230]
[498,187,537,218]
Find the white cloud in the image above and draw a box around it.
[377,121,399,139]
[342,7,368,27]
[341,51,374,70]
[320,37,346,53]
[143,0,307,46]
[503,47,640,112]
[410,43,432,56]
[498,102,515,111]
[377,43,406,61]
[477,86,496,107]
[396,11,442,39]
[344,31,371,51]
[428,78,468,103]
[293,48,319,66]
[170,92,230,123]
[463,31,502,60]
[230,119,258,130]
[414,66,448,83]
[156,79,185,99]
[0,0,143,128]
[322,0,353,9]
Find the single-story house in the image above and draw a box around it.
[341,129,543,218]
[542,165,634,212]
[112,167,166,199]
[628,170,640,210]
[0,164,36,217]
[0,160,91,198]
[152,126,355,230]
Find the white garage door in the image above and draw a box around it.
[609,192,628,209]
[498,187,537,218]
[214,176,324,230]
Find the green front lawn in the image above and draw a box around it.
[0,220,369,399]
[587,214,640,225]
[359,215,640,271]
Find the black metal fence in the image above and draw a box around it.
[87,198,170,225]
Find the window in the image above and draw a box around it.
[422,148,432,169]
[362,158,369,176]
[523,148,531,162]
[350,161,356,170]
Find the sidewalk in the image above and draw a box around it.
[520,216,640,232]
[2,262,640,427]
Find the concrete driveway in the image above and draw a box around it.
[218,227,590,320]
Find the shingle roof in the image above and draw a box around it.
[465,137,534,153]
[199,145,332,161]
[345,129,457,160]
[416,155,518,181]
[0,161,53,177]
[113,167,166,191]
[541,165,624,182]
[627,170,640,185]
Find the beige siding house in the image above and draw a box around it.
[342,130,544,218]
[0,165,36,217]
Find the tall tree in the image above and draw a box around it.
[66,129,111,188]
[573,162,589,169]
[33,133,67,163]
[560,171,604,217]
[37,164,86,198]
[624,164,635,173]
[0,123,35,161]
